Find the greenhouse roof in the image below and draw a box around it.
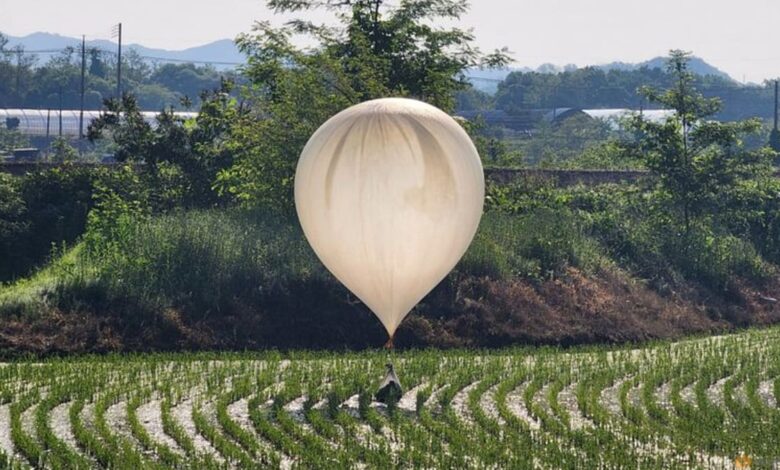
[1,109,198,136]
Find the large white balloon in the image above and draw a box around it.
[295,98,484,338]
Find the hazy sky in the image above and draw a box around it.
[2,0,779,83]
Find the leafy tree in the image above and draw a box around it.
[0,174,28,281]
[150,63,223,103]
[4,167,103,281]
[455,86,494,111]
[0,126,29,154]
[496,66,669,112]
[132,83,179,110]
[524,115,613,167]
[460,117,522,167]
[0,44,36,107]
[88,95,156,165]
[50,137,78,162]
[217,0,510,209]
[561,140,645,170]
[88,81,241,206]
[123,50,152,85]
[82,167,150,260]
[628,50,774,237]
[493,63,775,122]
[88,48,107,78]
[0,37,234,111]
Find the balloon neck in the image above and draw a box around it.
[384,336,395,350]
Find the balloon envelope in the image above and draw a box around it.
[295,98,484,337]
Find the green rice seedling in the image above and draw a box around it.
[0,327,779,468]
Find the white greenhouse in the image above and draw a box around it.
[0,109,198,137]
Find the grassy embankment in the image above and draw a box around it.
[1,178,779,354]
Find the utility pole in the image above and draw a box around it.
[58,85,63,138]
[113,23,122,99]
[14,47,22,106]
[774,80,778,132]
[770,80,780,153]
[79,35,86,139]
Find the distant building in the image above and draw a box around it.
[11,148,40,161]
[0,109,198,137]
[557,108,675,129]
[456,109,546,132]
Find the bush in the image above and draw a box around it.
[672,226,770,291]
[719,178,780,266]
[0,127,29,154]
[0,174,29,281]
[585,185,773,292]
[461,208,600,280]
[0,164,187,283]
[78,209,322,318]
[0,167,98,283]
[562,140,645,170]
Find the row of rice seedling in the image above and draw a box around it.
[0,327,778,468]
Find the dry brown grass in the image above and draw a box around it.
[2,265,779,356]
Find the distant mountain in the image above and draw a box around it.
[599,56,733,81]
[467,56,735,93]
[3,32,735,83]
[2,32,245,70]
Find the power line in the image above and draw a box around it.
[6,47,243,67]
[135,55,243,66]
[5,46,775,90]
[7,47,774,78]
[467,78,779,92]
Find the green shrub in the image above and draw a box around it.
[586,187,773,292]
[461,208,600,280]
[0,167,98,283]
[78,209,322,318]
[0,174,29,281]
[0,127,29,154]
[672,227,771,290]
[0,164,162,283]
[719,178,780,266]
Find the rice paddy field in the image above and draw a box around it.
[1,327,779,469]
